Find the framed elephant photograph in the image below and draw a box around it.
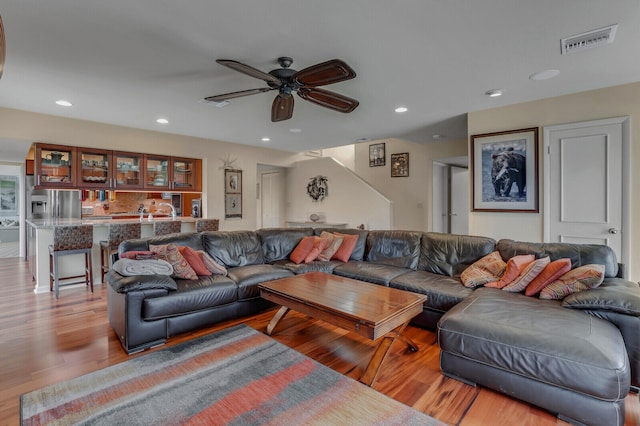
[471,127,539,212]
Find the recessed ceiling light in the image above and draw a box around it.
[395,106,408,113]
[55,100,72,107]
[432,134,444,140]
[289,128,302,133]
[156,118,169,124]
[485,89,503,97]
[261,137,271,142]
[529,69,560,81]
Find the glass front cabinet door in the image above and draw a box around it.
[77,147,112,188]
[114,152,144,189]
[144,155,171,190]
[172,157,197,191]
[34,144,76,187]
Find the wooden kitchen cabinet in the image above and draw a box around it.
[34,144,77,188]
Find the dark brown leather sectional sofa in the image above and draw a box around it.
[106,228,640,425]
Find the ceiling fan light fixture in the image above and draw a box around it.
[485,89,503,97]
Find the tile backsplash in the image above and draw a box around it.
[81,192,170,216]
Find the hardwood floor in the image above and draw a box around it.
[0,256,638,426]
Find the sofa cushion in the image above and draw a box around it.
[365,230,422,269]
[497,239,618,278]
[314,228,368,261]
[562,278,640,316]
[317,232,343,261]
[257,228,314,263]
[226,264,294,300]
[540,264,606,300]
[419,232,497,277]
[390,270,472,312]
[142,274,238,320]
[438,287,630,401]
[333,261,409,286]
[331,233,357,262]
[203,231,264,267]
[304,236,326,263]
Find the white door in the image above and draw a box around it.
[545,117,629,264]
[431,162,448,233]
[261,171,283,228]
[449,166,469,235]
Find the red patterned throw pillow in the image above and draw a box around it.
[197,250,227,275]
[177,246,211,276]
[460,251,507,288]
[485,254,534,289]
[318,233,344,262]
[150,243,198,280]
[304,236,327,263]
[539,264,605,300]
[502,256,550,293]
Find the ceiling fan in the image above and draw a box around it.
[204,57,359,122]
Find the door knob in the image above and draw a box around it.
[608,228,618,234]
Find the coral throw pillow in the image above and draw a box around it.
[318,232,343,261]
[177,246,211,276]
[540,264,605,300]
[502,256,550,293]
[197,250,228,275]
[485,254,535,289]
[150,243,198,280]
[460,251,507,288]
[331,233,358,263]
[525,258,572,296]
[304,236,327,263]
[290,236,315,264]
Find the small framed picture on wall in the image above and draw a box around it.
[369,143,386,167]
[224,169,243,219]
[390,153,409,177]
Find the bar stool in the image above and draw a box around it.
[153,220,182,236]
[99,222,141,282]
[49,224,94,299]
[195,218,219,232]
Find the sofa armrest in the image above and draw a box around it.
[617,263,627,279]
[105,270,178,294]
[562,278,640,316]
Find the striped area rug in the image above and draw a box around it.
[21,324,442,425]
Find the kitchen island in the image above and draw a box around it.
[26,216,196,294]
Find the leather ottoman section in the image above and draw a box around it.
[333,261,410,286]
[227,264,294,300]
[390,270,472,312]
[438,288,631,401]
[271,259,342,274]
[142,275,237,320]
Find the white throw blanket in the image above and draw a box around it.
[112,258,174,276]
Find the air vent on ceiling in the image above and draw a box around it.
[561,24,618,55]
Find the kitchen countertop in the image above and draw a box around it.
[27,216,197,229]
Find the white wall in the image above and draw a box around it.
[285,157,392,229]
[468,81,640,281]
[0,107,300,231]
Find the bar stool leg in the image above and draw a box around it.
[87,251,94,293]
[53,251,60,300]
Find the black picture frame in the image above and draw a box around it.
[390,153,409,177]
[471,127,539,212]
[369,143,386,167]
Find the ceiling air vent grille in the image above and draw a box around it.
[561,24,618,55]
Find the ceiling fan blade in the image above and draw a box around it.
[203,87,274,102]
[271,93,294,122]
[298,88,359,113]
[0,15,5,79]
[294,59,356,87]
[216,59,282,87]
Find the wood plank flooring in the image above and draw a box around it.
[0,257,638,425]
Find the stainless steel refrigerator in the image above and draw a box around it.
[25,176,81,220]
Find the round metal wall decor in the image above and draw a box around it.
[307,175,328,202]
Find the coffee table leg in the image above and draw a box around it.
[266,306,290,336]
[360,320,414,386]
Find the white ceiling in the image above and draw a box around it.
[1,1,639,153]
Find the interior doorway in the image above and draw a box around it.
[432,156,468,234]
[257,165,286,228]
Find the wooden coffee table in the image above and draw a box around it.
[258,271,427,386]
